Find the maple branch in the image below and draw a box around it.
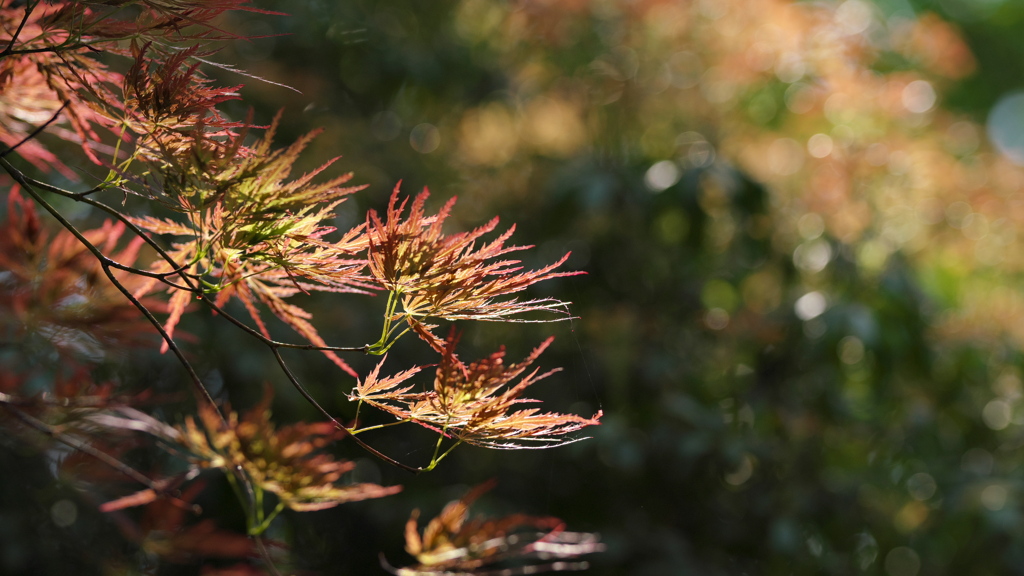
[0,400,200,514]
[22,175,370,354]
[19,176,202,289]
[270,347,423,474]
[3,39,108,56]
[346,418,413,435]
[0,157,224,423]
[0,391,125,409]
[201,295,371,354]
[424,427,462,472]
[1,0,37,56]
[0,102,68,159]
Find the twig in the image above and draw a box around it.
[0,157,224,424]
[0,102,68,159]
[20,175,371,353]
[270,348,422,473]
[1,0,38,56]
[0,401,200,513]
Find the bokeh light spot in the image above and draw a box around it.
[724,453,755,486]
[409,123,440,153]
[678,132,716,167]
[981,484,1008,511]
[654,209,689,244]
[906,472,937,501]
[987,91,1024,165]
[982,399,1012,430]
[702,279,739,312]
[458,104,518,166]
[795,291,827,321]
[668,51,703,89]
[856,533,879,569]
[50,499,77,528]
[793,239,832,272]
[902,80,936,114]
[775,53,806,84]
[644,160,681,192]
[807,133,833,158]
[785,83,815,114]
[945,201,972,229]
[894,501,928,532]
[839,336,865,365]
[705,308,730,330]
[884,546,920,576]
[836,0,873,36]
[798,213,825,240]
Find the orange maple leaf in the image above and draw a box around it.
[388,481,603,575]
[131,115,370,375]
[175,393,401,512]
[366,185,583,352]
[353,333,601,449]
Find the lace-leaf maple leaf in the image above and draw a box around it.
[366,185,583,352]
[0,5,124,172]
[387,482,603,576]
[122,41,243,136]
[131,115,371,375]
[174,393,400,512]
[0,187,160,362]
[352,333,602,449]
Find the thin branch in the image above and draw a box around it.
[19,175,200,288]
[3,41,98,56]
[252,533,284,576]
[270,348,422,474]
[206,296,370,353]
[0,102,68,159]
[20,175,371,353]
[0,401,200,513]
[2,0,38,56]
[0,157,224,424]
[0,390,126,409]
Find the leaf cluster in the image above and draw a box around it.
[392,482,603,575]
[173,393,401,512]
[354,333,601,450]
[0,1,603,573]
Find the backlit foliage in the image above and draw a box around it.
[0,0,601,573]
[175,394,401,512]
[354,334,601,449]
[129,114,370,374]
[0,187,155,362]
[391,482,603,576]
[367,187,583,352]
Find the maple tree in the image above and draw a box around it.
[0,1,602,574]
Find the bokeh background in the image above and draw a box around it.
[13,0,1024,575]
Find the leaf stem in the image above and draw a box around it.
[346,418,412,436]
